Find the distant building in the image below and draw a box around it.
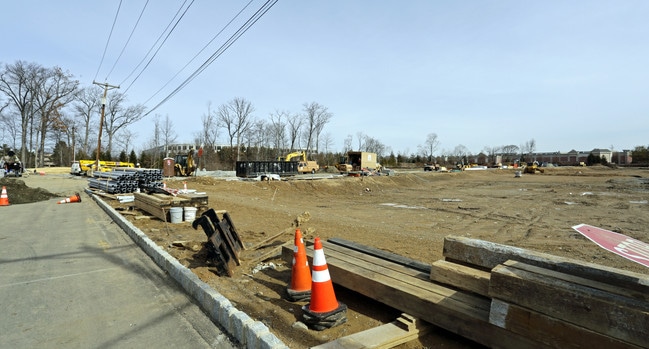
[143,143,227,157]
[530,149,632,166]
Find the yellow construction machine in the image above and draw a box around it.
[278,151,306,162]
[524,161,545,174]
[174,150,196,176]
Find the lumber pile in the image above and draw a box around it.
[133,192,188,221]
[439,236,649,348]
[281,236,649,348]
[133,192,208,221]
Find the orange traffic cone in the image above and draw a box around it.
[0,186,9,206]
[286,229,311,301]
[302,237,347,330]
[57,193,81,204]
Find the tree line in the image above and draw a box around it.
[2,60,647,171]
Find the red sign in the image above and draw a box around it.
[572,224,649,268]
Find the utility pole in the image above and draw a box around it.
[92,81,119,174]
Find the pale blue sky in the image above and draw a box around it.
[2,1,648,155]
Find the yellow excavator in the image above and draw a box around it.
[278,151,306,162]
[524,161,545,174]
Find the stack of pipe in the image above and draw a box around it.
[88,170,139,194]
[112,167,164,192]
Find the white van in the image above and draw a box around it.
[70,161,82,175]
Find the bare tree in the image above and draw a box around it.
[103,91,145,157]
[452,144,470,166]
[34,67,79,167]
[269,110,288,156]
[343,134,353,153]
[501,144,519,164]
[73,85,102,154]
[200,102,218,150]
[116,128,136,158]
[0,61,48,167]
[301,102,332,154]
[0,108,20,149]
[523,138,536,160]
[418,133,439,162]
[286,112,302,151]
[161,114,177,157]
[217,97,255,166]
[147,114,163,167]
[364,135,386,157]
[356,131,365,150]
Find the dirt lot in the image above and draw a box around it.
[5,166,649,348]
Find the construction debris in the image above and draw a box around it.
[192,208,245,277]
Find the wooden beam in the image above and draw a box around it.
[312,314,431,349]
[328,238,431,274]
[429,259,490,297]
[443,236,649,299]
[489,299,643,349]
[490,261,649,347]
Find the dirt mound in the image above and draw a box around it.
[0,178,59,204]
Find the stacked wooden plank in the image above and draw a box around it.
[133,192,188,221]
[281,236,649,348]
[438,236,649,348]
[281,239,540,348]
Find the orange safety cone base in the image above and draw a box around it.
[286,229,312,302]
[286,288,311,302]
[302,302,347,331]
[58,193,81,204]
[0,186,9,206]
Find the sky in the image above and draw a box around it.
[2,1,648,156]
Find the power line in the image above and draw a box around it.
[142,0,256,106]
[120,0,195,92]
[104,0,150,81]
[93,0,123,82]
[144,0,278,117]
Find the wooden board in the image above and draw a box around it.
[490,261,649,347]
[443,236,649,299]
[281,241,548,349]
[429,259,490,297]
[489,299,643,349]
[328,238,431,274]
[312,314,431,349]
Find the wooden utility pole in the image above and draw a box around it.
[92,81,119,174]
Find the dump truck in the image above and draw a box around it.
[336,151,381,175]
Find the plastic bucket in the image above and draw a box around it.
[169,207,183,223]
[184,207,197,222]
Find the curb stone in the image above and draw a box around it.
[89,190,289,349]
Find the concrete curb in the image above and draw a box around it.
[89,191,288,349]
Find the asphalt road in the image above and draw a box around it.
[0,174,238,349]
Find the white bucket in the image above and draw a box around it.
[184,207,197,222]
[169,207,183,223]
